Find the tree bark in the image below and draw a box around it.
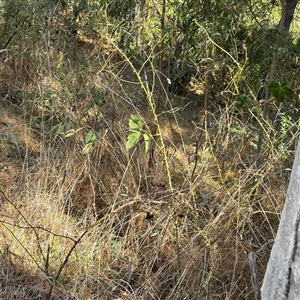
[284,0,299,31]
[261,137,300,299]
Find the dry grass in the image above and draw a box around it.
[0,14,299,300]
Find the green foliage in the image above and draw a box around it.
[106,0,135,19]
[126,115,142,150]
[48,118,72,135]
[91,97,106,107]
[269,81,294,102]
[235,94,250,110]
[126,115,151,153]
[49,119,99,155]
[126,132,141,150]
[129,114,143,133]
[279,114,293,147]
[82,129,98,154]
[230,122,258,149]
[89,88,107,107]
[143,133,151,153]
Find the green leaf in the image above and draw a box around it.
[235,94,250,110]
[48,123,62,134]
[64,118,71,130]
[143,133,151,153]
[65,127,83,137]
[253,104,262,116]
[126,132,141,150]
[269,81,294,102]
[92,97,106,106]
[129,115,142,133]
[65,129,76,137]
[85,130,97,144]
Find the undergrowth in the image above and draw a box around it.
[0,1,299,299]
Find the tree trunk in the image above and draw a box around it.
[261,137,300,299]
[284,0,299,31]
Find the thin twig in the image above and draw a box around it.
[249,252,261,300]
